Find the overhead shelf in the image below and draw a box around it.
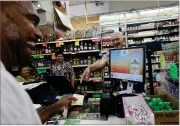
[31,54,52,56]
[75,77,102,82]
[127,32,178,39]
[82,90,103,93]
[72,65,88,68]
[126,24,179,32]
[35,38,100,45]
[128,39,179,46]
[36,67,51,69]
[63,50,101,55]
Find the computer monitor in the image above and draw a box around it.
[109,46,146,84]
[46,76,74,95]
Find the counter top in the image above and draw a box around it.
[58,116,126,125]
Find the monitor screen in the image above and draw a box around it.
[109,46,146,83]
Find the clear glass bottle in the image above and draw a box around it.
[70,44,74,52]
[89,42,92,50]
[88,56,92,65]
[74,45,77,51]
[80,42,84,51]
[84,42,88,50]
[92,56,96,63]
[76,58,79,65]
[45,46,49,54]
[48,46,51,54]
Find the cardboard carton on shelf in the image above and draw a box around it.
[146,92,179,125]
[154,87,166,96]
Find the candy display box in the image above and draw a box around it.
[122,95,155,125]
[146,92,179,125]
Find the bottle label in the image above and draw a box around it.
[80,46,83,50]
[45,49,49,54]
[74,47,77,51]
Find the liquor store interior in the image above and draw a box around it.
[1,1,179,125]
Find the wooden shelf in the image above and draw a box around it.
[63,50,101,55]
[35,38,100,45]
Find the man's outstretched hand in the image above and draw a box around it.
[80,67,90,83]
[53,95,77,112]
[38,95,77,124]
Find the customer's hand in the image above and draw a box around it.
[81,67,90,83]
[53,95,77,112]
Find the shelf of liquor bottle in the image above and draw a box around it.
[36,67,51,69]
[35,37,100,45]
[103,76,110,78]
[63,50,101,55]
[146,68,169,72]
[126,17,178,25]
[164,85,179,101]
[165,76,179,88]
[31,54,52,56]
[151,54,160,57]
[126,24,179,32]
[164,78,179,101]
[72,65,89,68]
[12,69,19,72]
[75,77,102,81]
[128,39,179,46]
[82,90,103,93]
[127,33,179,39]
[146,62,160,65]
[101,30,114,34]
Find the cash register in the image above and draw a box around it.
[108,46,146,117]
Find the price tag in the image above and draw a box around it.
[59,42,64,45]
[91,38,101,43]
[56,42,60,47]
[37,69,42,75]
[37,55,40,59]
[96,79,100,82]
[40,55,44,59]
[42,69,47,73]
[52,53,56,60]
[42,42,47,47]
[159,54,165,68]
[75,40,80,46]
[33,55,37,59]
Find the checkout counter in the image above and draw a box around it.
[20,80,147,125]
[20,81,127,125]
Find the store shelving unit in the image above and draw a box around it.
[98,6,179,95]
[126,18,179,46]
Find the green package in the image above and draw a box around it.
[64,119,81,125]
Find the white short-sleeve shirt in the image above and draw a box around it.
[0,61,41,124]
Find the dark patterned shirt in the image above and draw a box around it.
[51,61,74,82]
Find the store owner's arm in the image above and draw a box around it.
[81,52,109,81]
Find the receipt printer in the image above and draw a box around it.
[100,94,111,120]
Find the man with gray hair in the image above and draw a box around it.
[81,32,125,81]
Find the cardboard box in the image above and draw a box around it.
[154,87,166,96]
[122,95,155,125]
[146,92,179,125]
